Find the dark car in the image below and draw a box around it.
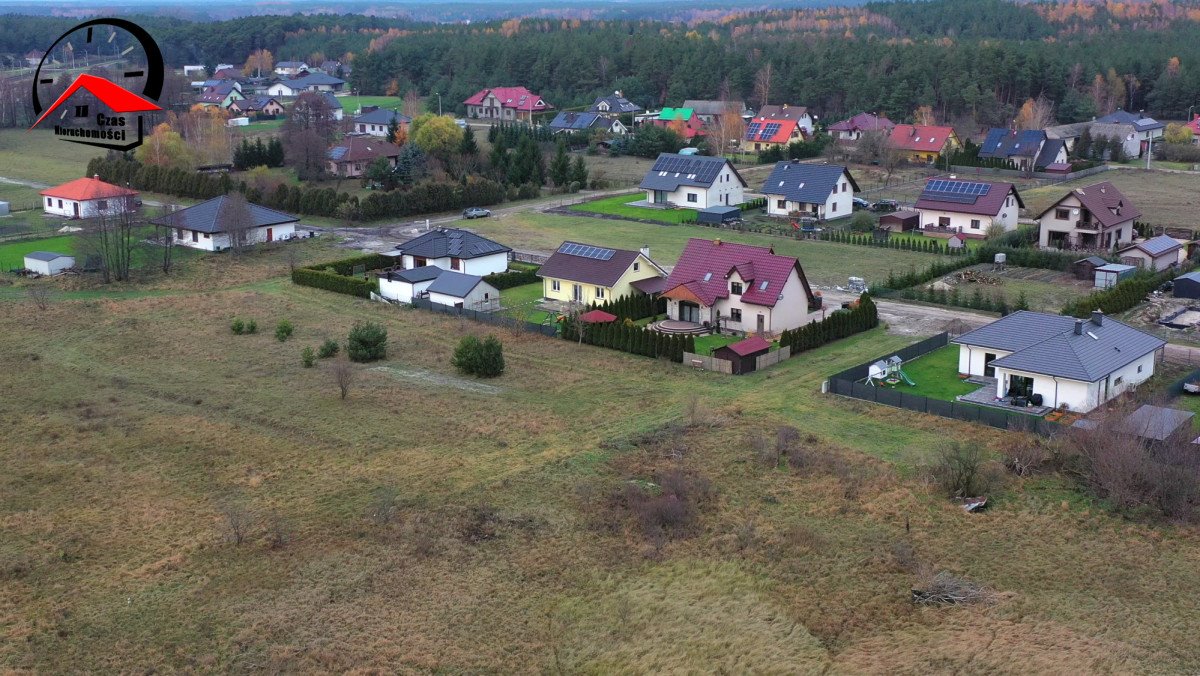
[852,197,871,210]
[871,199,899,213]
[462,207,491,219]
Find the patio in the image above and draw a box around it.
[957,377,1051,416]
[650,319,709,335]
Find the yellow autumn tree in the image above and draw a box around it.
[243,49,273,79]
[135,122,195,169]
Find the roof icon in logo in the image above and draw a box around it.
[30,73,162,130]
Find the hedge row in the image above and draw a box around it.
[561,318,694,363]
[291,268,378,298]
[357,177,508,221]
[821,229,969,255]
[485,266,540,290]
[1062,264,1190,317]
[780,294,878,354]
[590,293,666,321]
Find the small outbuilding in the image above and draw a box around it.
[1123,404,1194,443]
[1174,271,1200,299]
[426,270,500,311]
[1094,263,1137,289]
[947,234,966,250]
[1072,255,1109,281]
[878,209,919,232]
[23,251,74,276]
[713,335,771,375]
[696,205,742,225]
[378,265,444,304]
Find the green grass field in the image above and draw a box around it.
[464,211,953,288]
[1020,168,1200,232]
[0,234,78,269]
[0,129,100,185]
[569,193,698,223]
[884,344,979,400]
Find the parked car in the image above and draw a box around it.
[852,197,871,210]
[462,207,492,219]
[871,199,899,213]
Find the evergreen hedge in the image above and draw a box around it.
[779,293,878,355]
[1061,265,1189,317]
[561,318,693,363]
[290,253,392,298]
[590,293,667,321]
[484,266,540,290]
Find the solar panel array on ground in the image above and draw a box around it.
[559,242,616,260]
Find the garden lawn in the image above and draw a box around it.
[501,281,555,323]
[569,193,698,224]
[0,235,79,270]
[881,344,978,401]
[693,334,742,356]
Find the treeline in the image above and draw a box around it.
[233,138,285,170]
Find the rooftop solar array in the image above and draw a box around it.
[559,242,616,260]
[922,179,991,204]
[328,146,349,160]
[746,121,784,141]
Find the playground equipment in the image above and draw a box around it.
[867,355,916,387]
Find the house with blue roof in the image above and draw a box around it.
[953,310,1165,412]
[548,111,627,135]
[759,161,859,219]
[638,153,746,208]
[978,128,1067,172]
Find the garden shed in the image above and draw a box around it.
[23,251,74,276]
[1094,263,1136,289]
[878,209,919,232]
[712,335,771,375]
[1072,256,1109,280]
[696,205,741,225]
[1174,271,1200,299]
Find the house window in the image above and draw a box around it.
[777,199,786,210]
[203,233,210,239]
[58,200,63,208]
[1055,208,1069,220]
[731,282,743,295]
[1137,365,1143,373]
[687,193,698,203]
[451,257,462,271]
[730,308,742,322]
[45,197,51,206]
[596,287,606,299]
[551,280,561,292]
[970,219,981,229]
[938,216,951,227]
[841,182,847,192]
[96,200,107,210]
[832,203,837,213]
[633,262,640,271]
[1114,376,1124,386]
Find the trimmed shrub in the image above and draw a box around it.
[275,320,294,342]
[291,268,378,298]
[484,266,540,290]
[453,334,505,378]
[348,321,388,362]
[318,339,340,359]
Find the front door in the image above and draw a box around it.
[73,202,79,218]
[984,353,997,378]
[266,227,273,242]
[678,301,700,324]
[757,314,766,334]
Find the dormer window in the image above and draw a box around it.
[731,281,743,295]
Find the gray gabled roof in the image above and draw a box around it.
[1095,110,1164,132]
[280,73,345,89]
[1123,404,1194,441]
[638,153,746,192]
[1176,271,1200,283]
[24,251,71,262]
[320,92,342,110]
[426,270,488,298]
[387,265,444,284]
[956,310,1165,382]
[353,108,411,125]
[759,162,857,203]
[397,228,511,260]
[149,196,298,234]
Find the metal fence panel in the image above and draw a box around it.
[900,392,928,413]
[926,399,953,418]
[851,382,878,402]
[875,388,903,408]
[980,408,1009,429]
[951,402,979,422]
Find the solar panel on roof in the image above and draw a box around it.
[760,123,781,140]
[558,243,616,260]
[328,147,348,160]
[746,122,762,138]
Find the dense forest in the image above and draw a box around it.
[2,0,1200,124]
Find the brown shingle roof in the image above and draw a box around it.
[537,242,643,288]
[327,136,403,164]
[1056,181,1142,229]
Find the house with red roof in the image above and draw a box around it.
[915,177,1023,237]
[40,175,138,219]
[1036,181,1141,251]
[463,87,552,122]
[742,116,806,152]
[1187,114,1200,144]
[828,112,895,141]
[887,124,960,163]
[660,238,821,336]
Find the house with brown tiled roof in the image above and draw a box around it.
[887,124,960,163]
[1037,181,1142,251]
[536,242,665,306]
[915,177,1023,237]
[326,136,403,178]
[756,104,814,134]
[828,112,894,141]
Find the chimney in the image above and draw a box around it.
[94,174,100,181]
[1091,311,1104,327]
[714,238,722,246]
[640,245,650,259]
[1074,319,1084,336]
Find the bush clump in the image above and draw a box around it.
[348,321,388,362]
[231,318,245,335]
[317,339,340,359]
[275,320,294,342]
[301,346,315,368]
[451,334,505,378]
[246,319,258,334]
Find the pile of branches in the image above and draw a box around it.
[953,269,1000,285]
[911,569,995,606]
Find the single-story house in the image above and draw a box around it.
[1094,263,1137,288]
[268,73,346,97]
[537,242,666,306]
[40,175,139,219]
[879,209,920,232]
[915,177,1023,235]
[1088,122,1143,160]
[548,111,627,135]
[326,136,404,178]
[379,265,443,303]
[1045,121,1093,152]
[887,124,960,163]
[229,96,284,117]
[650,107,705,139]
[463,87,552,122]
[1118,234,1183,271]
[828,112,895,141]
[1037,181,1141,251]
[760,161,858,219]
[23,251,74,276]
[351,107,411,137]
[755,104,814,135]
[660,238,822,336]
[1095,109,1164,157]
[639,153,746,208]
[392,228,511,276]
[1071,255,1110,280]
[589,92,642,118]
[953,310,1165,413]
[150,195,298,251]
[273,61,309,77]
[742,117,805,151]
[713,335,772,375]
[425,269,500,310]
[1174,271,1200,299]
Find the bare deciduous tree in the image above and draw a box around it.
[706,100,746,158]
[332,360,355,400]
[222,504,255,546]
[220,192,255,254]
[77,196,139,283]
[26,285,52,311]
[753,63,773,110]
[1015,95,1056,131]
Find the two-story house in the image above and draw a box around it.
[463,87,552,122]
[742,117,805,152]
[915,177,1023,236]
[1036,181,1141,251]
[760,161,858,220]
[887,124,961,163]
[755,104,814,135]
[979,128,1068,172]
[638,153,746,208]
